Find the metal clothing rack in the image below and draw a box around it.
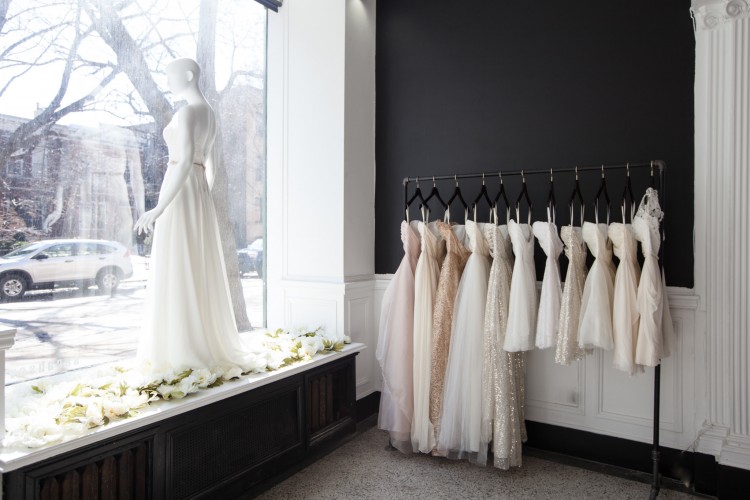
[403,160,667,498]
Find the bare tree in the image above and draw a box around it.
[0,0,265,329]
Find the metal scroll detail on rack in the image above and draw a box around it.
[402,160,667,498]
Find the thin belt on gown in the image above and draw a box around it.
[168,160,205,169]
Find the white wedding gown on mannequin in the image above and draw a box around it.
[138,112,265,374]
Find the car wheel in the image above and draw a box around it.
[96,268,121,294]
[0,274,27,301]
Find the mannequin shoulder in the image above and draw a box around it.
[176,104,214,129]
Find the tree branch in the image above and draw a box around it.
[82,0,173,131]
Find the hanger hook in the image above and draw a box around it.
[575,166,579,181]
[432,176,436,187]
[521,169,526,183]
[499,171,503,185]
[550,168,553,183]
[416,178,420,187]
[601,164,605,178]
[482,172,485,185]
[626,162,630,177]
[454,174,458,187]
[650,160,654,177]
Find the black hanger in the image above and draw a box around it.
[547,168,556,223]
[447,175,468,222]
[423,176,448,217]
[568,166,585,225]
[492,171,511,224]
[621,163,636,222]
[650,160,656,188]
[472,173,492,220]
[593,164,611,224]
[515,170,533,224]
[405,178,427,221]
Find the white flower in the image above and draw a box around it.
[102,399,129,419]
[221,366,243,380]
[156,384,184,400]
[192,368,217,388]
[265,350,286,370]
[85,402,105,427]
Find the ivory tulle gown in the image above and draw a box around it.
[555,226,588,365]
[437,220,490,461]
[430,221,469,451]
[578,222,616,350]
[609,222,642,374]
[479,223,526,469]
[377,220,421,453]
[532,220,563,350]
[503,220,538,352]
[411,221,444,453]
[138,114,266,374]
[633,188,674,367]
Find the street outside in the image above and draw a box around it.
[0,256,264,385]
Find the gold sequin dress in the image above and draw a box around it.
[555,226,589,365]
[479,224,527,469]
[429,221,469,451]
[411,221,444,453]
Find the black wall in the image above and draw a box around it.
[375,0,695,287]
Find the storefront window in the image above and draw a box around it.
[0,0,267,385]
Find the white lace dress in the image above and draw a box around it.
[411,221,443,453]
[633,189,675,366]
[578,222,616,350]
[437,220,491,461]
[532,221,563,350]
[503,220,538,352]
[609,222,642,374]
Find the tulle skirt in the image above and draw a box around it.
[137,165,265,374]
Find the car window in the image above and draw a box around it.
[43,244,74,258]
[2,242,45,257]
[96,244,117,255]
[76,243,99,256]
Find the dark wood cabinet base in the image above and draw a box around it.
[3,353,358,499]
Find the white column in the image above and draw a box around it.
[266,0,378,398]
[692,0,750,470]
[0,328,16,437]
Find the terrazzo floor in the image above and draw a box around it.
[257,425,698,500]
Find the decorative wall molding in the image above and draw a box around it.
[692,0,750,30]
[693,0,750,470]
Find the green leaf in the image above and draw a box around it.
[31,385,43,394]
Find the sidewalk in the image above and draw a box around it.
[1,261,264,385]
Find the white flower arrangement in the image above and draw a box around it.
[3,327,351,449]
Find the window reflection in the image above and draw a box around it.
[0,0,267,384]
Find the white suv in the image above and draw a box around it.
[0,239,134,301]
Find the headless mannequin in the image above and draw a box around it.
[134,58,217,235]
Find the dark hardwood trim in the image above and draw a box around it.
[355,391,381,423]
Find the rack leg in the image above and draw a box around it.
[649,364,661,499]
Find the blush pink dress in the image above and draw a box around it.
[377,220,421,453]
